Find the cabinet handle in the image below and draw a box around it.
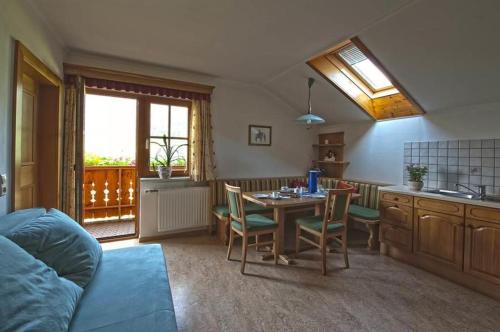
[394,197,399,201]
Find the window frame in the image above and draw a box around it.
[139,96,192,178]
[333,44,395,94]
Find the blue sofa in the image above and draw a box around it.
[0,208,178,332]
[70,244,177,332]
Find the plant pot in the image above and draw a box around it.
[408,181,424,191]
[157,166,172,179]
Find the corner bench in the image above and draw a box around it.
[209,177,385,248]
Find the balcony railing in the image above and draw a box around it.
[83,166,136,223]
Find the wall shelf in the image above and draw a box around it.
[313,132,349,178]
[313,160,350,166]
[312,144,345,148]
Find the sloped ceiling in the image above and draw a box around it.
[25,0,500,124]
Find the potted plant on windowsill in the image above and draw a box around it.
[152,135,187,179]
[406,164,428,191]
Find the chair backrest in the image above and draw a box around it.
[322,188,352,235]
[225,183,247,231]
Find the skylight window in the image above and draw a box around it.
[337,44,393,91]
[307,37,424,120]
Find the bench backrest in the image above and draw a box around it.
[210,177,383,210]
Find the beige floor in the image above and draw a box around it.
[104,235,500,332]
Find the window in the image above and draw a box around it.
[337,44,393,91]
[307,37,424,120]
[146,98,191,177]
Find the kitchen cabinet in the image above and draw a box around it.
[413,208,464,271]
[464,206,500,284]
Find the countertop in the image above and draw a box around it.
[379,185,500,209]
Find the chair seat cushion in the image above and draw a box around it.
[295,215,344,233]
[231,214,278,232]
[348,204,380,220]
[214,203,272,218]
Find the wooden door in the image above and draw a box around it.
[413,208,464,270]
[464,218,500,284]
[15,74,38,209]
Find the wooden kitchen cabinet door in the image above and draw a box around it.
[413,208,464,270]
[380,201,413,230]
[464,218,500,284]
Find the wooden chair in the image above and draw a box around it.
[225,184,279,274]
[295,188,352,275]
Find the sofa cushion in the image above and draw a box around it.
[0,208,46,236]
[69,244,177,332]
[231,214,278,232]
[214,202,272,218]
[348,204,380,220]
[8,208,102,288]
[0,235,83,332]
[296,215,344,233]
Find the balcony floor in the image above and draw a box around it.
[83,220,135,239]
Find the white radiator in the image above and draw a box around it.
[156,186,210,232]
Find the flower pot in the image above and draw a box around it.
[408,181,424,191]
[157,166,173,179]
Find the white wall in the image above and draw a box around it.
[66,51,316,179]
[0,0,64,216]
[320,102,500,186]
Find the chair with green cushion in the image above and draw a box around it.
[295,188,352,275]
[225,183,279,274]
[213,203,273,245]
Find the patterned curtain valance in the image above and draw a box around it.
[65,75,211,101]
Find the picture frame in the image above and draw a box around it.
[248,125,272,146]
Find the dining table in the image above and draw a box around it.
[242,190,361,265]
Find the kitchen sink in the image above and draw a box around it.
[484,196,500,203]
[424,189,479,200]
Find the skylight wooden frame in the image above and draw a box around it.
[307,37,425,120]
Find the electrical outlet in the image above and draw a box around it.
[0,174,7,197]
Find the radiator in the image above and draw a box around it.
[156,186,210,232]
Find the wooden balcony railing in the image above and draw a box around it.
[83,166,136,222]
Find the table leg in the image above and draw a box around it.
[315,203,323,216]
[261,207,294,265]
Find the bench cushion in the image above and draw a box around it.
[214,203,272,218]
[348,204,380,221]
[231,214,278,232]
[296,215,344,233]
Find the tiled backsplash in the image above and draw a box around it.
[403,139,500,195]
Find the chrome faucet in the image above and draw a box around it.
[456,184,487,200]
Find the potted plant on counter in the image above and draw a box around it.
[152,135,187,179]
[406,164,428,191]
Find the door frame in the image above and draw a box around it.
[11,41,63,211]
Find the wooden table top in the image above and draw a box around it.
[243,191,361,208]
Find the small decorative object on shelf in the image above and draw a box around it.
[312,131,347,178]
[406,164,428,191]
[324,150,336,161]
[152,135,187,179]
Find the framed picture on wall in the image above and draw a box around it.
[248,125,272,146]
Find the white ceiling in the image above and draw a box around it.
[26,0,500,124]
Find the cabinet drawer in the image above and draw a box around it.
[380,192,413,206]
[380,201,413,230]
[414,197,464,217]
[466,205,500,224]
[380,222,412,252]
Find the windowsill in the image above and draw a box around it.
[140,176,191,182]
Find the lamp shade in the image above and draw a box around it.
[296,114,325,124]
